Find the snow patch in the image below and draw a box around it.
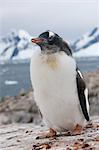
[5,80,18,85]
[74,43,99,58]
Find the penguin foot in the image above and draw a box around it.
[70,124,83,135]
[36,128,56,139]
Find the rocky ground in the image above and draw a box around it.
[85,70,99,116]
[0,116,99,150]
[0,70,99,124]
[0,91,41,125]
[0,70,99,150]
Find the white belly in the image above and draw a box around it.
[30,51,85,131]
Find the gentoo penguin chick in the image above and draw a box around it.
[30,31,90,138]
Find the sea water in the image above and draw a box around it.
[0,58,99,97]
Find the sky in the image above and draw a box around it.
[0,0,99,40]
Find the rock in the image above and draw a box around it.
[11,111,33,123]
[0,117,99,150]
[0,91,41,125]
[0,113,12,124]
[84,70,99,115]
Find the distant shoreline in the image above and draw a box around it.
[0,56,99,65]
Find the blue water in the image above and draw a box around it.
[0,58,99,97]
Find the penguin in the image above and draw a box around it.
[30,30,90,138]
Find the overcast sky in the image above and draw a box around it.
[0,0,99,40]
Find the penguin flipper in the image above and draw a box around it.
[76,68,90,121]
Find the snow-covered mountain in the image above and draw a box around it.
[73,42,99,58]
[0,29,39,62]
[0,27,99,63]
[72,27,99,52]
[72,27,99,58]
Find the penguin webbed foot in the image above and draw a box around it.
[36,128,56,139]
[70,124,83,136]
[36,125,84,139]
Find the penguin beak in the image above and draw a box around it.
[31,38,44,44]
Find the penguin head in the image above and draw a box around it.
[31,30,72,55]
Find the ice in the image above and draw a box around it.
[5,80,18,85]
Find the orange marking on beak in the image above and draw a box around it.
[31,38,43,44]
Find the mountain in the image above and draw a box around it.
[0,28,99,62]
[73,42,99,58]
[0,29,38,62]
[72,27,99,52]
[72,27,99,58]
